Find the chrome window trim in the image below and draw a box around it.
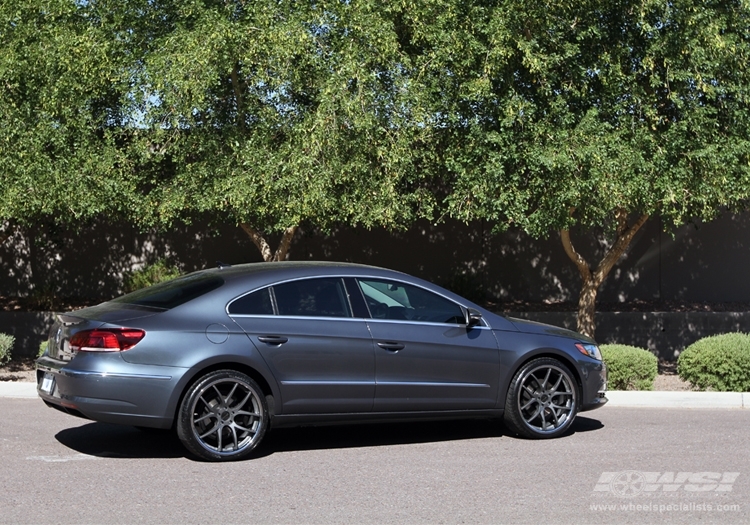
[366,318,491,329]
[226,273,489,328]
[228,314,368,323]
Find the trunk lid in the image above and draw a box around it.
[46,303,161,361]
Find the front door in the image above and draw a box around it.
[356,278,501,412]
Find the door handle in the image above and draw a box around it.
[258,335,288,345]
[377,341,405,352]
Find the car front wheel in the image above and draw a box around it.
[503,357,579,439]
[177,370,268,461]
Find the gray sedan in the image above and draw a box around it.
[36,261,607,461]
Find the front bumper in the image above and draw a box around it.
[36,354,188,429]
[579,360,608,412]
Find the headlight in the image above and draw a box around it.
[575,343,602,361]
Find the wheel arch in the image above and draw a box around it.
[501,349,583,409]
[167,359,279,428]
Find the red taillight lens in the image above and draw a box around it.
[69,329,145,352]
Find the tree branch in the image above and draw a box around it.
[592,213,649,286]
[560,228,591,282]
[240,223,272,262]
[273,226,298,261]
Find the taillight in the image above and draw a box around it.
[69,328,145,352]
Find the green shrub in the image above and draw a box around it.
[123,259,181,293]
[677,333,750,392]
[0,333,14,366]
[38,340,49,358]
[601,344,658,390]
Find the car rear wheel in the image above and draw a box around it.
[177,370,268,461]
[503,357,578,439]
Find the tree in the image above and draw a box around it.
[121,0,439,260]
[0,1,148,235]
[433,0,750,336]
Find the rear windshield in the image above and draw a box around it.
[111,273,224,309]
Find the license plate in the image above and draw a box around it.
[40,373,55,395]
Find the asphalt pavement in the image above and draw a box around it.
[2,380,748,408]
[1,398,748,524]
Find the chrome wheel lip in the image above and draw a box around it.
[516,363,576,435]
[189,377,265,457]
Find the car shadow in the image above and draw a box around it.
[55,423,187,459]
[251,414,604,458]
[252,418,507,458]
[54,415,604,461]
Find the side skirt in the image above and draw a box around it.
[269,409,505,429]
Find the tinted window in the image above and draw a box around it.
[228,288,274,315]
[112,273,224,310]
[358,279,464,324]
[273,278,351,318]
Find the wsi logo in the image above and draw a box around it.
[594,471,740,498]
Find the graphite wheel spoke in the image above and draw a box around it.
[199,423,220,439]
[231,390,253,411]
[224,382,239,405]
[194,412,216,425]
[550,374,563,392]
[235,409,260,418]
[541,368,551,389]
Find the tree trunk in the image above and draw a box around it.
[0,222,15,247]
[560,210,649,338]
[240,223,298,262]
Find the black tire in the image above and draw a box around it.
[177,370,268,461]
[503,357,579,439]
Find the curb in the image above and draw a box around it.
[605,390,748,409]
[1,382,748,408]
[0,382,38,398]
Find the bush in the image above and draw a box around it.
[38,340,48,357]
[677,333,750,392]
[0,333,14,366]
[123,259,181,293]
[601,344,658,390]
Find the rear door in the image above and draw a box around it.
[229,277,375,414]
[357,278,501,412]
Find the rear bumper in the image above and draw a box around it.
[36,355,188,429]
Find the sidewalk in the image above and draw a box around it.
[2,381,748,407]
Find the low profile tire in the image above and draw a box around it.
[177,370,268,461]
[503,357,579,439]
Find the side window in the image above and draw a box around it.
[358,279,464,324]
[228,287,274,315]
[273,278,351,318]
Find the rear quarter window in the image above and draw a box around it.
[111,273,224,309]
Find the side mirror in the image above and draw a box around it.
[462,307,483,328]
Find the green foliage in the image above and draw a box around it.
[0,0,143,229]
[2,0,750,269]
[678,333,750,392]
[125,0,439,242]
[0,333,14,366]
[439,0,750,234]
[123,259,181,293]
[601,344,658,390]
[38,340,49,358]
